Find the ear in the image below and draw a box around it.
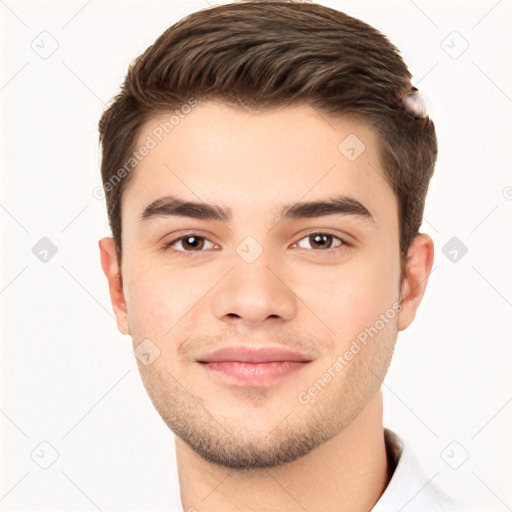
[398,233,434,331]
[98,237,130,335]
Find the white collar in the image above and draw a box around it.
[371,428,463,511]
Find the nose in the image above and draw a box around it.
[211,255,297,326]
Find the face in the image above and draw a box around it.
[100,101,427,470]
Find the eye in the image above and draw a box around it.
[162,231,351,257]
[291,232,349,253]
[163,233,218,255]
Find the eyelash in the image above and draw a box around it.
[162,231,352,258]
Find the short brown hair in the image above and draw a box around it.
[98,0,437,280]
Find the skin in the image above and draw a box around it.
[99,101,433,511]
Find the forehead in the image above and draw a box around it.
[121,101,395,226]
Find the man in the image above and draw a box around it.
[98,1,463,510]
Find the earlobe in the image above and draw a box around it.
[98,237,130,335]
[398,233,434,332]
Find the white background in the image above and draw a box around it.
[1,0,511,510]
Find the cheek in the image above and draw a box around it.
[298,252,399,348]
[123,256,225,348]
[123,262,193,339]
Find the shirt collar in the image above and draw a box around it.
[371,428,462,511]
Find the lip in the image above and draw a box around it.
[197,345,314,386]
[197,345,313,363]
[200,361,310,386]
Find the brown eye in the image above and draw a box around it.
[295,233,344,251]
[180,235,206,251]
[164,234,216,253]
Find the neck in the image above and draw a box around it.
[175,389,390,512]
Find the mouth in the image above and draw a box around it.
[199,360,311,385]
[196,345,313,386]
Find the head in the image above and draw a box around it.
[98,0,436,470]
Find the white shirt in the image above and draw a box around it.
[170,428,465,511]
[372,428,464,511]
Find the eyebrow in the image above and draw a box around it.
[140,194,375,226]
